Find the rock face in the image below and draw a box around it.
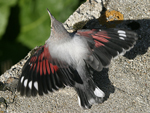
[63,0,103,32]
[0,0,150,112]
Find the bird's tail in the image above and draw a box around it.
[75,79,105,109]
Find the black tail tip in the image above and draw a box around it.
[76,86,105,109]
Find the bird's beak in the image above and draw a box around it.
[47,8,56,28]
[47,8,52,18]
[47,8,55,22]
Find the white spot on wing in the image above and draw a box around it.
[34,81,38,90]
[119,34,126,37]
[28,81,32,89]
[94,87,105,97]
[20,76,24,83]
[118,30,126,34]
[119,37,125,40]
[24,79,28,87]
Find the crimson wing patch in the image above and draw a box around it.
[76,28,138,68]
[17,46,82,97]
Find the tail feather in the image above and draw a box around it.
[75,79,105,109]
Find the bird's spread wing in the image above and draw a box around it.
[76,29,138,71]
[17,46,83,97]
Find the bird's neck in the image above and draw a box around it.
[46,31,72,45]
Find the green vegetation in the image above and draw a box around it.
[0,0,85,74]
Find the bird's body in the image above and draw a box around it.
[46,35,89,67]
[17,9,138,109]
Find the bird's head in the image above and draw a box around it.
[47,8,70,39]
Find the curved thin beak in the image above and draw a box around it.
[47,8,55,21]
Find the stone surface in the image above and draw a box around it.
[0,0,150,112]
[63,0,102,32]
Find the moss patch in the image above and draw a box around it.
[99,10,124,28]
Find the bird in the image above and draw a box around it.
[17,8,138,109]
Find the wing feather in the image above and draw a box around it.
[17,45,82,96]
[76,28,138,70]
